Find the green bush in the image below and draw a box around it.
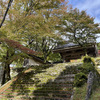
[82,55,95,66]
[74,72,87,87]
[48,52,63,63]
[95,57,100,65]
[82,63,95,73]
[74,56,96,87]
[81,55,95,72]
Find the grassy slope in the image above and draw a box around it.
[89,86,100,100]
[73,57,100,100]
[1,57,100,100]
[89,58,100,100]
[73,83,87,100]
[0,62,80,100]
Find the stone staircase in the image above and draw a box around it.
[0,64,80,100]
[33,74,75,100]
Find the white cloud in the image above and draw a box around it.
[71,0,100,24]
[75,0,100,11]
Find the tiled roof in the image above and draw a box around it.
[54,41,96,50]
[2,38,45,64]
[55,43,78,49]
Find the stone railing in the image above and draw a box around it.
[85,71,94,100]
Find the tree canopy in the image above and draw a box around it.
[0,0,68,84]
[58,8,100,47]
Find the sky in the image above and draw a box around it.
[68,0,100,42]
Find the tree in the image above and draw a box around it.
[0,38,38,84]
[59,8,100,47]
[0,0,68,84]
[48,52,62,63]
[28,35,63,63]
[0,44,15,84]
[24,9,67,62]
[10,0,68,62]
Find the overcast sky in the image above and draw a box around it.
[68,0,100,42]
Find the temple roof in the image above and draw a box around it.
[53,42,96,52]
[1,38,45,64]
[55,43,78,50]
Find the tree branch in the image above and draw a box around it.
[0,0,13,28]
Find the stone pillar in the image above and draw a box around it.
[85,72,94,100]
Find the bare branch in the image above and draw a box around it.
[0,0,13,28]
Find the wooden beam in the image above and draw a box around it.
[65,56,82,60]
[64,51,85,57]
[53,45,95,53]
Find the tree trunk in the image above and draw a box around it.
[44,54,47,63]
[6,64,11,82]
[1,63,11,85]
[1,50,11,85]
[1,66,6,85]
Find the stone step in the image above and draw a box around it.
[0,66,76,100]
[0,93,72,100]
[58,74,75,78]
[33,90,73,94]
[32,96,71,100]
[54,78,74,83]
[36,86,73,89]
[46,81,74,84]
[38,84,73,88]
[12,82,34,85]
[9,87,73,92]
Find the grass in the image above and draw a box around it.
[89,57,100,100]
[73,57,100,100]
[89,86,100,100]
[73,83,87,100]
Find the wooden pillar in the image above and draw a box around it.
[63,55,66,63]
[94,44,98,57]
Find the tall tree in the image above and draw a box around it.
[59,8,100,47]
[0,0,69,84]
[9,0,68,62]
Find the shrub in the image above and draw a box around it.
[74,72,87,87]
[74,55,96,87]
[95,57,100,65]
[81,55,95,72]
[82,63,95,73]
[82,55,95,66]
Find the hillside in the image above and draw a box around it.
[0,57,100,100]
[0,62,82,100]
